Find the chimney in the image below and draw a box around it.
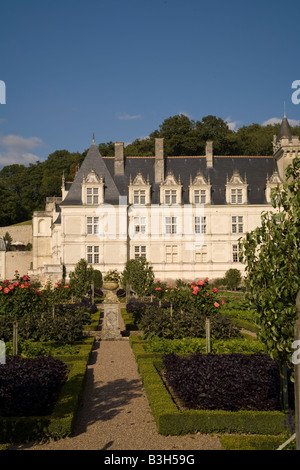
[206,141,213,168]
[155,138,164,183]
[114,142,124,175]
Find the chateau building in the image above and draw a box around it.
[30,115,299,283]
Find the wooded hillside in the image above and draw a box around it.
[1,114,299,227]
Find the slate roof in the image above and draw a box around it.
[59,140,278,208]
[276,115,293,142]
[60,143,120,206]
[104,155,277,205]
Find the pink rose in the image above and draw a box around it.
[155,287,161,291]
[214,302,220,308]
[197,280,204,286]
[212,287,218,292]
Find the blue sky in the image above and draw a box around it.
[0,0,299,167]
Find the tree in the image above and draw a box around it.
[69,259,94,301]
[224,269,242,290]
[3,232,12,250]
[91,269,103,290]
[121,258,154,298]
[239,156,300,407]
[0,184,23,226]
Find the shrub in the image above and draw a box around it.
[162,352,294,412]
[0,310,86,343]
[121,258,154,297]
[69,259,93,300]
[224,269,242,290]
[140,304,241,340]
[0,356,68,416]
[0,272,43,318]
[91,269,103,289]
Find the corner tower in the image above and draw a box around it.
[273,114,300,181]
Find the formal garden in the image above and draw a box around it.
[0,157,299,451]
[0,259,297,451]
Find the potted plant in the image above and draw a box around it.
[103,270,120,291]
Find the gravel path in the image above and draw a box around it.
[11,310,221,451]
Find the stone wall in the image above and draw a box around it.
[0,225,33,245]
[3,252,33,280]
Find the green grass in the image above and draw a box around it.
[220,434,293,450]
[9,220,32,226]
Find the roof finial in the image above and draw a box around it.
[284,101,286,118]
[92,133,95,145]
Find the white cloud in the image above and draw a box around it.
[225,117,242,131]
[116,112,143,121]
[262,117,281,126]
[262,117,300,126]
[0,134,43,167]
[179,111,192,119]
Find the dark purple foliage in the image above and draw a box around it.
[162,352,287,411]
[0,356,68,416]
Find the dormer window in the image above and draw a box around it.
[165,189,177,204]
[189,171,211,204]
[87,187,99,205]
[129,173,151,205]
[231,188,243,204]
[265,170,282,204]
[133,189,146,205]
[226,170,248,205]
[194,189,207,204]
[82,170,104,205]
[160,172,182,205]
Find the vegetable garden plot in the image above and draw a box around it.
[162,352,294,412]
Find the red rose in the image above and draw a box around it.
[214,302,220,308]
[197,280,204,286]
[212,287,218,292]
[3,287,9,294]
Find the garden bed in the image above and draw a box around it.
[130,336,290,436]
[0,336,95,443]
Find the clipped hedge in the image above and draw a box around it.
[147,336,266,355]
[129,336,288,436]
[0,336,94,443]
[120,307,139,331]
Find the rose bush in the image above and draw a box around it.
[188,278,225,316]
[0,271,43,319]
